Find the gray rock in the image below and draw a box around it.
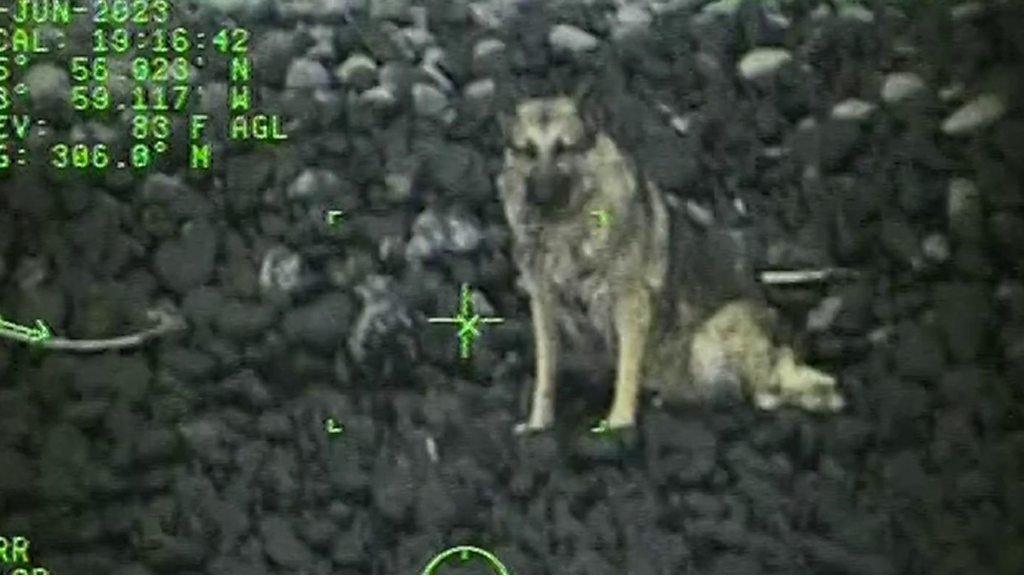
[163,347,218,381]
[226,151,275,200]
[0,448,33,494]
[990,211,1024,257]
[306,25,336,60]
[939,82,966,103]
[611,3,652,41]
[895,323,946,382]
[819,118,862,169]
[135,429,179,464]
[197,0,266,14]
[401,26,435,56]
[922,233,951,263]
[369,0,409,20]
[260,448,300,508]
[807,295,844,333]
[24,62,71,117]
[762,4,792,34]
[285,58,331,90]
[422,141,488,197]
[947,178,984,243]
[384,161,416,204]
[405,209,484,262]
[464,78,496,108]
[881,217,923,269]
[336,54,378,90]
[421,47,454,93]
[222,369,273,409]
[348,275,416,370]
[950,1,986,21]
[260,515,315,568]
[64,399,113,428]
[278,0,361,19]
[216,300,277,340]
[379,61,412,96]
[472,38,506,75]
[831,98,877,121]
[548,24,600,55]
[942,93,1006,135]
[183,286,225,327]
[372,457,416,521]
[881,72,927,104]
[702,0,742,16]
[259,246,304,296]
[358,85,397,110]
[252,30,301,88]
[737,47,792,81]
[934,282,991,362]
[298,515,337,551]
[838,3,874,23]
[674,421,719,484]
[178,414,230,463]
[39,424,90,503]
[287,168,340,201]
[331,517,369,565]
[142,172,215,221]
[327,250,374,290]
[154,221,218,295]
[282,293,354,351]
[412,82,450,119]
[650,0,710,13]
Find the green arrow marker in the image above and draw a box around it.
[0,314,52,345]
[325,418,344,435]
[326,210,345,226]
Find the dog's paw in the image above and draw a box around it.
[766,348,846,413]
[574,425,641,461]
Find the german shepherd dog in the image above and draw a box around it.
[497,96,845,433]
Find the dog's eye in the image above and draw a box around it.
[517,140,539,159]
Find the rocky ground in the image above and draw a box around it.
[1,0,1023,573]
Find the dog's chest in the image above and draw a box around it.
[534,219,619,347]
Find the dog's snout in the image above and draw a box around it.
[527,167,572,209]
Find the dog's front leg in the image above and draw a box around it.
[606,285,652,429]
[516,287,559,433]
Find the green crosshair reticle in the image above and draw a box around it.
[422,545,510,575]
[428,283,504,360]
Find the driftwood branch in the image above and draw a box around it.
[758,268,859,285]
[40,306,188,353]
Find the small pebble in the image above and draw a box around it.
[548,24,600,55]
[738,47,793,81]
[881,72,927,104]
[942,93,1006,135]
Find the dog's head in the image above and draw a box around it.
[503,96,598,215]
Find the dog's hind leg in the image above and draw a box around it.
[516,289,559,433]
[606,285,652,429]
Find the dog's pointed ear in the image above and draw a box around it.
[574,79,605,133]
[572,77,596,106]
